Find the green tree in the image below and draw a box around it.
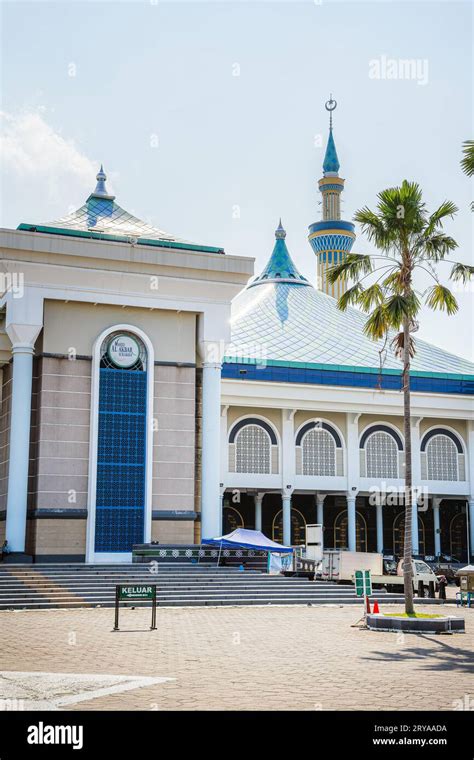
[327,180,473,614]
[461,140,474,210]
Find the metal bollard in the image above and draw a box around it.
[418,580,425,598]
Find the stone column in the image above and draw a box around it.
[255,492,264,532]
[376,502,384,553]
[410,418,422,556]
[282,492,292,546]
[411,500,420,556]
[469,498,474,561]
[346,493,357,551]
[4,299,42,556]
[316,493,325,548]
[432,497,441,556]
[200,361,222,539]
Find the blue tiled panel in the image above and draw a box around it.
[95,368,147,552]
[222,362,474,395]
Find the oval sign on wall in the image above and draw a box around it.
[107,334,140,368]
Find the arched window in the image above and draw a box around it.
[302,428,336,476]
[425,433,460,481]
[229,418,278,475]
[235,424,271,474]
[95,331,148,553]
[296,421,343,476]
[361,426,402,479]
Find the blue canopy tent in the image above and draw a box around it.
[200,528,292,569]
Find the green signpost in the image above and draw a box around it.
[354,569,372,598]
[113,585,157,631]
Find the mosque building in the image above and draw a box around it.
[0,102,473,563]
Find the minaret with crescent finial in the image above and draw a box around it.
[308,96,356,299]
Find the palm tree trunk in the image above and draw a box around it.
[402,316,415,615]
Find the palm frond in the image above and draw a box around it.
[363,304,391,341]
[326,253,372,285]
[425,284,459,314]
[337,283,363,311]
[390,331,416,360]
[461,140,474,177]
[450,262,474,283]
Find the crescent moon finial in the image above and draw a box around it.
[325,94,337,128]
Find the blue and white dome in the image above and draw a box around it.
[225,222,474,389]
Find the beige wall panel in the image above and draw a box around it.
[151,520,194,544]
[34,519,86,555]
[155,413,195,432]
[41,357,92,377]
[36,474,88,494]
[154,365,195,383]
[227,406,282,436]
[155,398,195,416]
[40,407,91,427]
[358,413,404,436]
[36,491,88,509]
[153,445,194,464]
[294,410,347,439]
[152,477,194,496]
[41,373,92,394]
[40,390,91,411]
[39,441,89,459]
[152,461,195,480]
[43,300,196,363]
[37,457,89,477]
[154,430,195,447]
[39,424,90,443]
[153,381,195,400]
[152,494,194,510]
[419,417,467,445]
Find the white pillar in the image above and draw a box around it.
[411,500,420,555]
[468,498,474,561]
[433,497,441,556]
[316,493,325,548]
[200,361,222,539]
[376,502,384,553]
[410,418,422,556]
[282,493,292,546]
[255,492,264,532]
[346,493,356,551]
[346,413,361,493]
[5,345,35,553]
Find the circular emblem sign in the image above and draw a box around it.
[107,334,140,368]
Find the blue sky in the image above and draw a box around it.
[1,0,473,360]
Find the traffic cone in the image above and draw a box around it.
[373,600,380,614]
[365,595,371,614]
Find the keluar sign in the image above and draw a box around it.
[113,585,157,631]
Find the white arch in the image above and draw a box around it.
[228,413,281,447]
[359,420,405,449]
[421,424,465,454]
[86,324,155,563]
[294,417,345,450]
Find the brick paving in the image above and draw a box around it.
[1,603,473,711]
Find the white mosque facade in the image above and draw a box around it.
[1,110,473,563]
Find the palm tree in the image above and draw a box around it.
[326,180,473,614]
[461,140,474,210]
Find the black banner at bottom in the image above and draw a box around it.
[0,710,472,757]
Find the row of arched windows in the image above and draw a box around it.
[228,419,466,481]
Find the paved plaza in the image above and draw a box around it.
[1,603,473,711]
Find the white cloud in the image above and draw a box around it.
[0,110,104,206]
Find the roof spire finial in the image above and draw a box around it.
[91,165,115,200]
[275,218,286,239]
[325,94,337,130]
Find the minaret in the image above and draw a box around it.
[308,97,356,299]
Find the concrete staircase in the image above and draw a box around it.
[0,563,428,610]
